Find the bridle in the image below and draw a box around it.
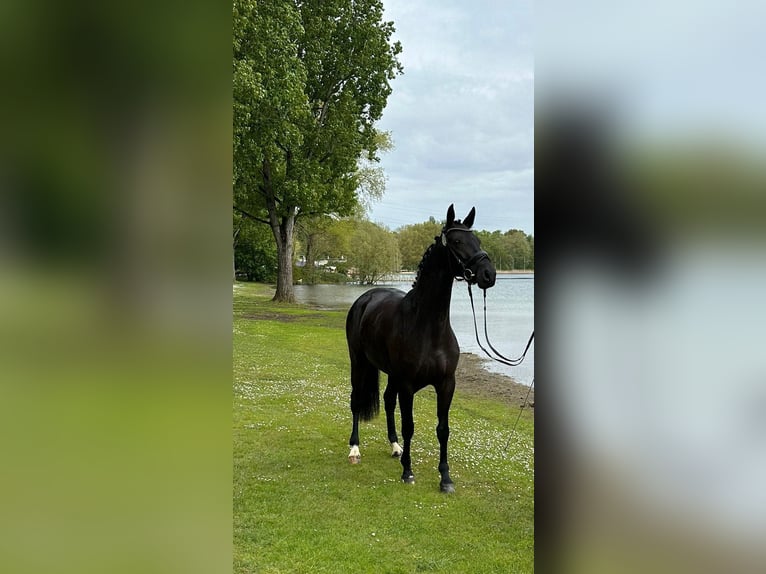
[440,227,490,284]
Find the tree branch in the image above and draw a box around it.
[234,205,270,226]
[275,139,289,154]
[317,99,331,127]
[327,72,355,101]
[275,139,294,178]
[296,208,337,221]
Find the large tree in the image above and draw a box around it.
[233,0,402,301]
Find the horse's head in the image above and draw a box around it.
[441,204,497,290]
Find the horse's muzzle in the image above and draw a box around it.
[464,251,496,289]
[474,264,496,289]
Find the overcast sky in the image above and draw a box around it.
[368,0,534,234]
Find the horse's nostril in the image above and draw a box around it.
[482,268,496,287]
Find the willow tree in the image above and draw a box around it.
[233,0,402,301]
[347,220,400,285]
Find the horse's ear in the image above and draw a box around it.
[446,204,455,227]
[463,207,476,229]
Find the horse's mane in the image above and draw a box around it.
[411,219,467,289]
[411,242,437,289]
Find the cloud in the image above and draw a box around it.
[372,0,534,233]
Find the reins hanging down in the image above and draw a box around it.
[505,377,534,450]
[466,283,534,368]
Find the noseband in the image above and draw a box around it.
[440,227,489,283]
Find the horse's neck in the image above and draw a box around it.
[407,244,454,324]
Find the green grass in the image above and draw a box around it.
[233,282,534,574]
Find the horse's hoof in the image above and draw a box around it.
[391,442,403,458]
[402,474,416,485]
[391,451,402,459]
[348,445,361,464]
[440,482,455,494]
[348,455,361,464]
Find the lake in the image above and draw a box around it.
[294,273,534,386]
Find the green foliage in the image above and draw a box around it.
[396,217,442,270]
[234,215,278,282]
[354,131,395,216]
[294,215,351,284]
[295,216,361,284]
[347,220,400,284]
[233,283,534,573]
[475,230,534,270]
[233,0,306,215]
[294,266,350,284]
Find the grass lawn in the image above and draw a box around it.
[233,282,534,573]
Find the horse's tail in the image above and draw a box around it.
[347,296,380,421]
[351,362,380,421]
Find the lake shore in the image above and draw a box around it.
[456,352,534,410]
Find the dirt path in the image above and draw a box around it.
[455,353,534,411]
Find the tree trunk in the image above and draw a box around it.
[305,233,316,285]
[261,155,296,302]
[272,212,296,302]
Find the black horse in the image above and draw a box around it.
[345,205,497,492]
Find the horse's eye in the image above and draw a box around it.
[453,238,461,245]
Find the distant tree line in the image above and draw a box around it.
[234,214,534,283]
[394,218,534,271]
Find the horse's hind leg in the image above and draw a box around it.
[348,358,363,463]
[348,412,361,464]
[383,382,403,458]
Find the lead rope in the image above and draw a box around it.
[483,289,534,366]
[464,282,535,451]
[505,378,534,450]
[466,283,534,367]
[466,282,512,365]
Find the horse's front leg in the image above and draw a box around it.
[398,390,415,484]
[436,379,456,493]
[383,383,403,458]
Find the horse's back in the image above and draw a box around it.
[347,288,404,327]
[346,287,404,365]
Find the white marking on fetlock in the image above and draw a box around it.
[390,442,403,458]
[348,445,361,464]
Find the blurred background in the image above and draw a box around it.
[0,1,231,573]
[537,1,766,572]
